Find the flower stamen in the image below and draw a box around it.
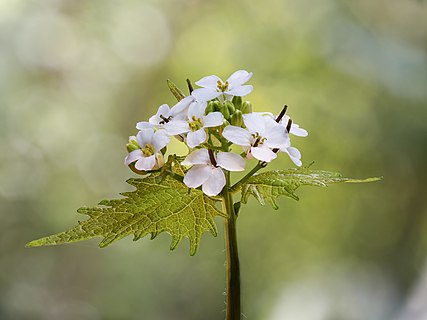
[251,133,266,147]
[142,144,155,157]
[189,116,203,132]
[208,148,218,167]
[159,114,172,125]
[216,80,229,92]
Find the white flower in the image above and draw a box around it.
[191,70,253,102]
[136,96,193,130]
[222,113,288,162]
[164,100,224,148]
[250,112,305,166]
[254,112,308,137]
[125,128,170,171]
[182,149,245,196]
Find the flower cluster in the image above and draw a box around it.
[125,70,307,196]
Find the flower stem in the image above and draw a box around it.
[223,171,241,320]
[229,161,266,193]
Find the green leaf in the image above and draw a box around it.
[241,167,382,209]
[26,173,226,255]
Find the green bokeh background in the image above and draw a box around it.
[1,0,426,319]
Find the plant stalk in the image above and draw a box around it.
[230,162,266,193]
[223,171,241,320]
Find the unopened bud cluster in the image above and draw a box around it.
[125,70,308,196]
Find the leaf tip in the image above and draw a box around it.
[77,207,89,214]
[25,240,39,248]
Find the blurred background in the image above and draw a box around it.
[0,0,426,319]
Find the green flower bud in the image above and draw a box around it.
[212,101,222,112]
[230,109,243,127]
[126,140,140,153]
[232,96,242,110]
[225,101,235,115]
[219,103,230,120]
[241,101,252,114]
[205,101,215,114]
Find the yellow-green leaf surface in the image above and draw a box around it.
[241,168,381,209]
[26,173,225,255]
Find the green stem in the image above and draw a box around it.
[230,162,266,193]
[222,171,241,320]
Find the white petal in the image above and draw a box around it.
[290,124,308,137]
[186,129,207,148]
[243,113,267,135]
[128,135,137,143]
[264,114,281,127]
[164,120,189,135]
[226,70,252,88]
[136,128,154,147]
[152,130,170,151]
[188,101,207,119]
[251,146,277,162]
[226,85,253,97]
[148,115,159,126]
[149,104,170,125]
[203,112,224,128]
[170,96,193,118]
[217,152,245,171]
[264,125,289,148]
[136,121,154,130]
[156,104,171,117]
[284,147,302,166]
[222,126,253,146]
[191,88,222,102]
[135,154,156,171]
[183,165,212,188]
[125,149,143,166]
[202,167,226,196]
[182,149,210,166]
[195,75,222,88]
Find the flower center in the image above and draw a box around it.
[189,116,203,132]
[141,144,155,157]
[217,80,229,92]
[252,133,266,147]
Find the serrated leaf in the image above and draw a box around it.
[26,173,226,255]
[241,168,382,209]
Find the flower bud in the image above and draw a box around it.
[166,79,185,101]
[219,103,230,120]
[205,101,216,114]
[230,109,243,127]
[241,101,252,114]
[232,96,242,110]
[126,139,140,153]
[212,101,222,112]
[225,101,235,116]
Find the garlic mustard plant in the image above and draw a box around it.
[27,70,381,320]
